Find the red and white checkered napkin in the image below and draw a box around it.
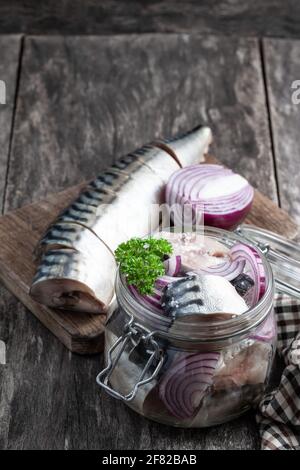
[256,294,300,450]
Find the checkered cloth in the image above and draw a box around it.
[256,294,300,450]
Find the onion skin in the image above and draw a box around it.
[203,199,253,230]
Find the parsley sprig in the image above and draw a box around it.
[115,237,173,295]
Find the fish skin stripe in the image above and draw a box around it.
[163,284,201,301]
[160,125,203,144]
[44,224,78,234]
[39,144,171,251]
[164,276,196,289]
[77,196,99,208]
[70,203,95,215]
[113,153,137,164]
[78,190,106,201]
[58,212,90,224]
[39,219,116,259]
[40,233,76,245]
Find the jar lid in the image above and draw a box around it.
[236,224,300,299]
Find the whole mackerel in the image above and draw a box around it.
[30,126,212,314]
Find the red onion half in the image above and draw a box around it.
[159,352,220,419]
[166,164,254,230]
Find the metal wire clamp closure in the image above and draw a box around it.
[96,315,165,402]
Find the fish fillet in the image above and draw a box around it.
[30,126,212,314]
[32,247,116,313]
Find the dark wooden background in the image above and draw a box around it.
[0,1,300,38]
[0,2,300,451]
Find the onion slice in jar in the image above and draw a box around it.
[230,244,266,306]
[159,352,220,419]
[128,274,183,315]
[155,275,184,288]
[189,259,245,281]
[164,255,182,276]
[166,164,254,230]
[128,285,164,315]
[250,312,276,343]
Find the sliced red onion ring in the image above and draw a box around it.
[189,259,246,281]
[159,352,220,419]
[230,244,266,307]
[166,164,254,230]
[128,273,183,315]
[164,255,182,276]
[155,275,184,288]
[128,285,163,314]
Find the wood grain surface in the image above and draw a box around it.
[205,155,298,237]
[0,35,22,208]
[0,1,300,39]
[6,34,277,211]
[0,33,298,450]
[263,39,300,224]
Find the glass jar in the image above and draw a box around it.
[96,226,288,428]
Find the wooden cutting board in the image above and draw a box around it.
[0,156,298,354]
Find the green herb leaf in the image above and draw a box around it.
[115,237,173,295]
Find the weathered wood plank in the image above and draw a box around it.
[0,1,300,39]
[205,155,298,238]
[6,34,276,211]
[0,35,22,210]
[1,34,275,450]
[263,38,300,224]
[0,33,22,451]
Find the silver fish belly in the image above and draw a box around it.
[30,126,212,314]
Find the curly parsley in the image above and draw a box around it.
[115,237,173,295]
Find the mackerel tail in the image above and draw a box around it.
[30,125,212,315]
[155,125,212,167]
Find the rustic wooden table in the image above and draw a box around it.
[0,33,299,450]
